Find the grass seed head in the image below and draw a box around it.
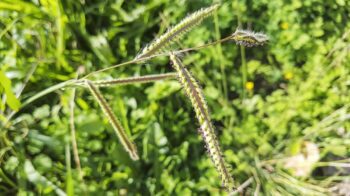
[231,29,269,47]
[135,4,220,59]
[170,54,235,192]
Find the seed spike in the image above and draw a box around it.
[76,73,177,87]
[170,54,235,192]
[135,4,220,59]
[85,80,139,161]
[231,29,269,47]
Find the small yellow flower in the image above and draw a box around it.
[245,81,254,91]
[281,22,289,30]
[284,72,293,80]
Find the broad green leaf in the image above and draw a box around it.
[0,70,12,91]
[5,91,21,111]
[0,70,21,111]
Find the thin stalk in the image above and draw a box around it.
[315,162,350,168]
[4,80,76,126]
[16,63,38,98]
[69,86,83,181]
[0,168,16,188]
[65,143,74,196]
[234,3,248,103]
[213,11,230,128]
[21,80,75,108]
[70,68,88,194]
[240,45,247,101]
[230,177,253,195]
[213,11,228,100]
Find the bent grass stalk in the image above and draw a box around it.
[85,80,139,160]
[170,54,235,192]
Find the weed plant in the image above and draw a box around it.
[0,1,349,195]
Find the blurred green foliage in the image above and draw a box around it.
[0,0,350,195]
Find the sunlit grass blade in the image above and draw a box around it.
[24,160,66,196]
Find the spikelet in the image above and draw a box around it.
[85,80,139,160]
[170,54,235,192]
[231,29,269,47]
[77,73,177,87]
[135,4,220,59]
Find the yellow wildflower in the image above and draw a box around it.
[281,22,289,30]
[245,81,254,91]
[284,72,293,80]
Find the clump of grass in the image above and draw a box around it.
[135,4,220,59]
[85,80,139,161]
[170,54,235,192]
[9,3,270,193]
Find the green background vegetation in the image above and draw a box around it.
[1,0,349,195]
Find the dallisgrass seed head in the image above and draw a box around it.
[231,29,269,47]
[135,4,220,59]
[85,80,139,161]
[76,73,177,87]
[170,54,235,192]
